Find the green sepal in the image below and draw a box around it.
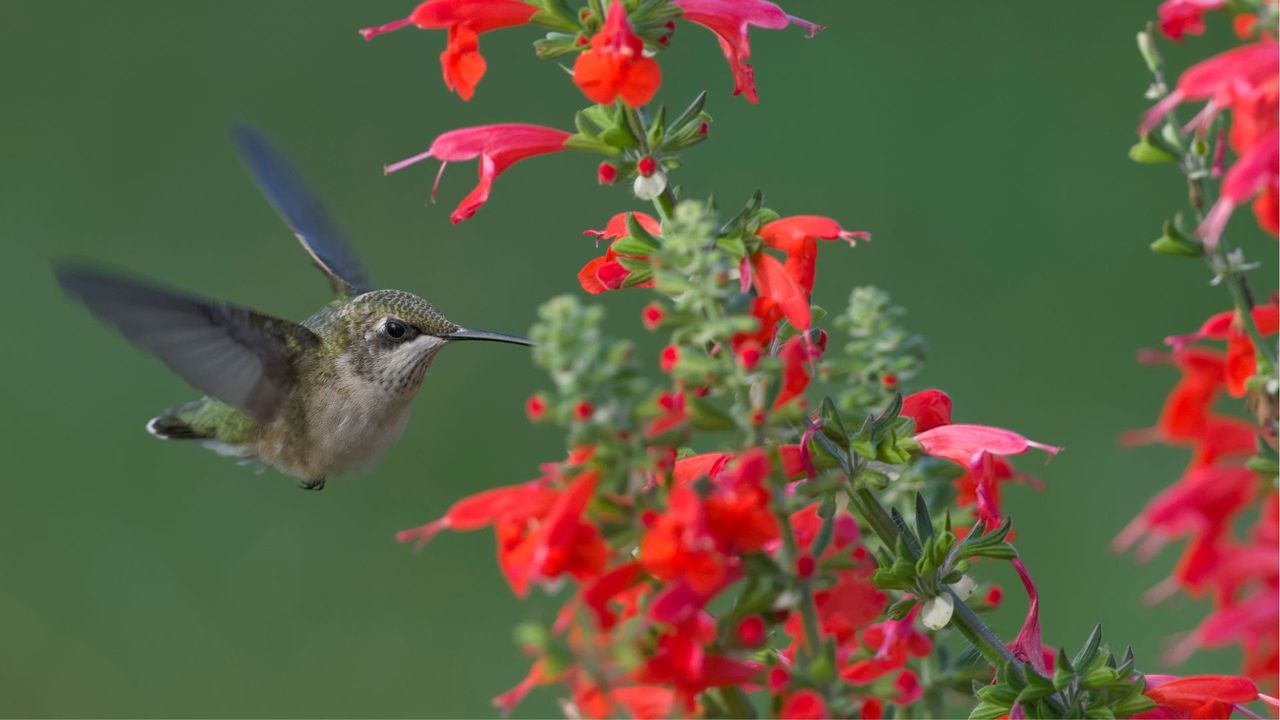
[668,91,708,137]
[886,597,918,620]
[1129,135,1177,163]
[976,684,1020,706]
[621,268,653,288]
[626,212,661,246]
[529,0,581,32]
[601,125,641,150]
[914,492,935,542]
[1073,624,1104,670]
[533,32,582,58]
[563,134,622,155]
[647,104,666,147]
[612,236,657,258]
[968,702,1011,720]
[1150,220,1203,257]
[613,255,651,273]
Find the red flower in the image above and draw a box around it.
[702,450,780,553]
[579,212,663,293]
[497,471,608,595]
[735,615,766,646]
[395,481,558,548]
[1167,304,1279,397]
[915,424,1060,469]
[732,296,784,351]
[841,611,931,684]
[751,216,868,330]
[385,124,571,222]
[646,390,688,438]
[1141,40,1279,247]
[673,0,823,103]
[640,484,728,594]
[1141,674,1265,718]
[902,389,954,433]
[359,0,538,101]
[1156,0,1226,41]
[780,689,828,719]
[573,0,662,107]
[772,335,814,409]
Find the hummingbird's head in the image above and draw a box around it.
[338,289,530,399]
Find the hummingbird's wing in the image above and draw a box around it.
[230,123,373,298]
[56,266,320,424]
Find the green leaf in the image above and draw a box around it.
[647,104,666,147]
[625,212,660,245]
[611,236,656,258]
[1129,136,1176,164]
[914,493,935,542]
[529,0,581,32]
[669,91,708,135]
[563,134,622,155]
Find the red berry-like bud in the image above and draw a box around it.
[751,409,766,426]
[984,585,1003,608]
[699,120,709,135]
[660,345,680,373]
[768,667,790,693]
[735,615,766,647]
[640,509,659,527]
[796,554,816,579]
[637,156,658,177]
[813,329,828,353]
[573,401,594,421]
[665,21,676,31]
[524,394,547,421]
[597,161,618,185]
[641,302,665,331]
[576,34,588,46]
[658,35,669,45]
[737,340,763,371]
[881,373,898,388]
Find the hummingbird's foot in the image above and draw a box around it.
[298,477,326,491]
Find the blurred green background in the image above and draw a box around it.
[2,1,1275,716]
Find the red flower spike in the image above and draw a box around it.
[358,0,538,101]
[572,0,662,107]
[524,394,547,421]
[673,0,824,103]
[780,689,829,720]
[1156,0,1226,41]
[902,389,954,432]
[597,161,618,185]
[385,124,571,223]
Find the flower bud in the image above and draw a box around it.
[524,394,547,421]
[637,156,658,176]
[736,340,763,371]
[920,593,955,630]
[573,401,594,421]
[660,345,680,373]
[735,615,766,646]
[597,161,618,185]
[796,554,816,579]
[633,169,667,200]
[949,574,978,601]
[641,302,665,330]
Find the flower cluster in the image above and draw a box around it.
[349,0,1279,716]
[1127,0,1280,699]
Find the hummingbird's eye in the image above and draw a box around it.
[382,320,408,340]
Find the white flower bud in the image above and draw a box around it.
[949,574,978,601]
[920,593,955,630]
[633,169,667,201]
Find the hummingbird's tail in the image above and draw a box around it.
[146,414,207,441]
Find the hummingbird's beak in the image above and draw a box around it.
[444,327,533,347]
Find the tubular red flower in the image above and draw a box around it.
[772,335,813,409]
[914,424,1061,468]
[1156,0,1226,40]
[673,0,824,103]
[1143,674,1261,716]
[385,124,571,223]
[573,0,662,107]
[395,481,557,548]
[751,216,868,329]
[579,212,662,293]
[780,689,829,719]
[358,0,538,101]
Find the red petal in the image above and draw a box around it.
[751,252,810,330]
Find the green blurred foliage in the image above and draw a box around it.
[0,1,1274,716]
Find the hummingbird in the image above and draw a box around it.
[56,124,532,491]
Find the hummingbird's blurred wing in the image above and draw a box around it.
[56,266,320,424]
[231,123,373,298]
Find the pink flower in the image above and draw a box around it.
[914,424,1061,469]
[673,0,823,103]
[385,124,571,223]
[358,0,538,101]
[1156,0,1226,41]
[1200,132,1279,250]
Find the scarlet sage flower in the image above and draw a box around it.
[1167,303,1279,397]
[1140,674,1271,718]
[751,216,868,330]
[673,0,823,103]
[1140,40,1280,246]
[573,0,662,107]
[1156,0,1226,40]
[358,0,538,101]
[579,212,663,293]
[385,124,571,223]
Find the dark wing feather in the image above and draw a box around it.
[56,266,320,423]
[230,123,372,297]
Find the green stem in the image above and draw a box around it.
[653,187,677,220]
